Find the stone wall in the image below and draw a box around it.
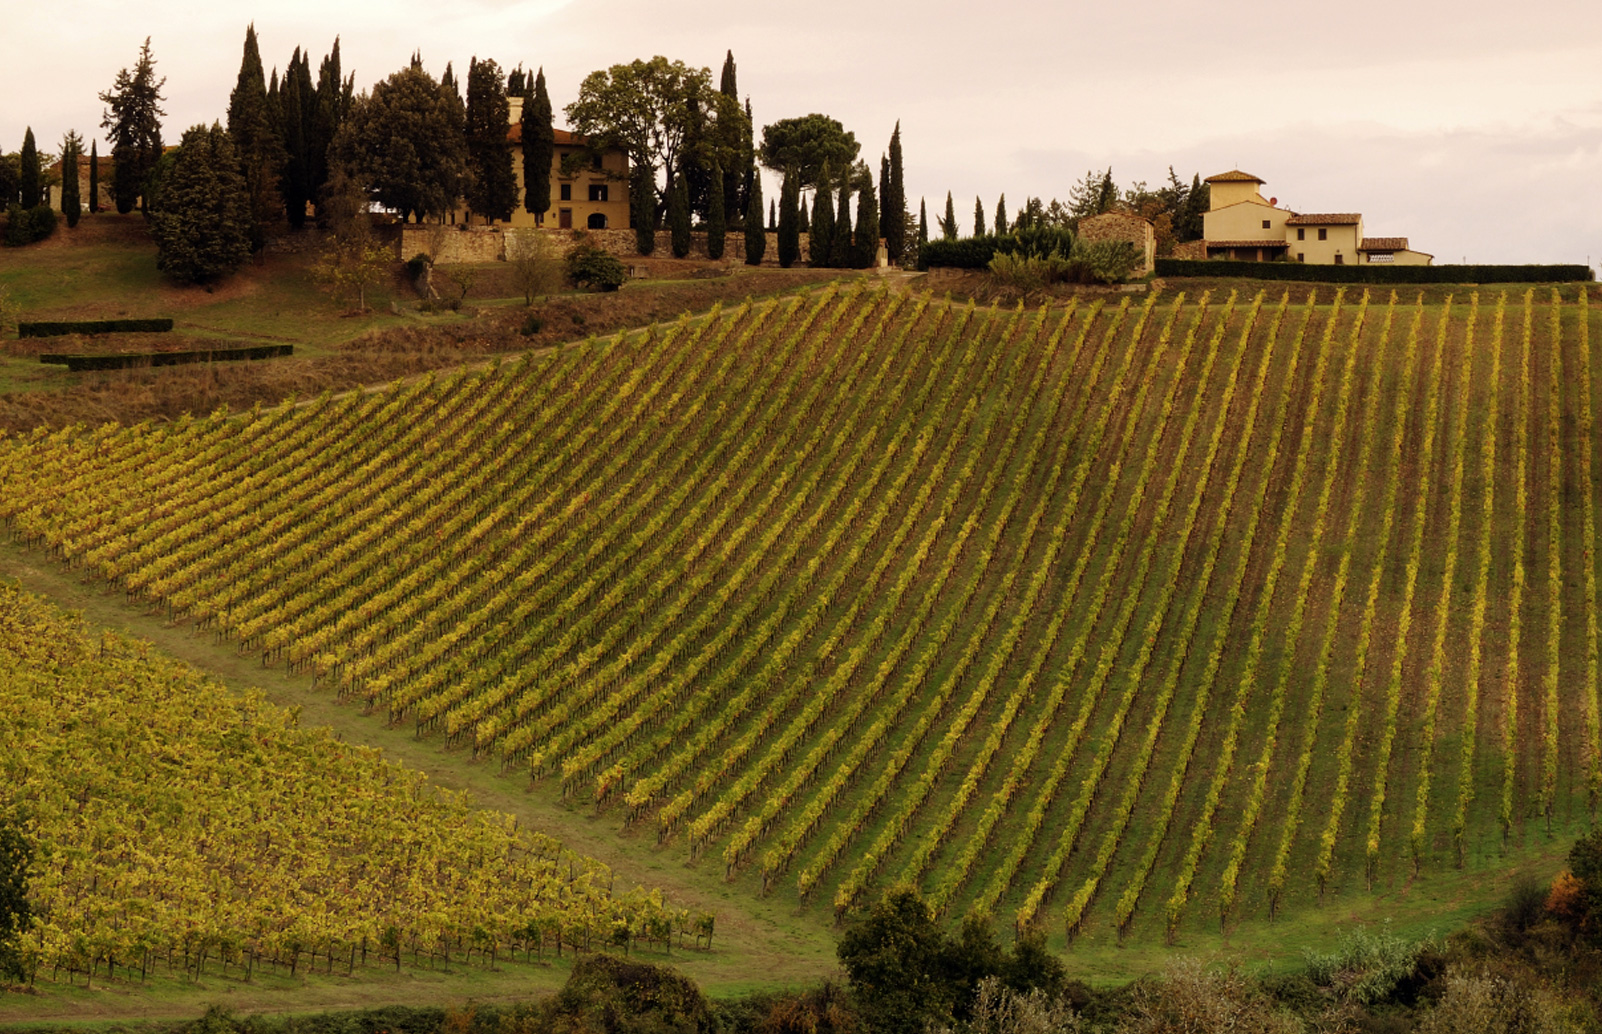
[398,224,811,268]
[1077,212,1156,275]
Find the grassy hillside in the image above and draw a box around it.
[0,281,1597,963]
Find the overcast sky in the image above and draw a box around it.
[4,0,1600,265]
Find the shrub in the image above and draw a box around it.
[568,245,627,292]
[1070,239,1141,285]
[405,252,432,282]
[1154,258,1594,284]
[1416,969,1564,1034]
[3,204,57,247]
[520,314,544,336]
[1304,926,1435,1005]
[920,227,1078,272]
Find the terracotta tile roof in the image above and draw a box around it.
[1206,239,1289,249]
[1285,213,1361,226]
[1204,170,1265,184]
[1360,237,1409,251]
[505,125,592,147]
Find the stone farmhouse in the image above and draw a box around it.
[1200,170,1432,266]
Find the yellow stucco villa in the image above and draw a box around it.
[459,95,632,230]
[1200,170,1432,266]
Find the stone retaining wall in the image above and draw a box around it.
[398,225,811,268]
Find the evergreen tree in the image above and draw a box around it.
[669,170,691,257]
[0,156,14,210]
[883,122,905,264]
[798,197,809,235]
[277,48,313,226]
[227,24,284,251]
[18,129,40,209]
[973,195,985,237]
[150,123,251,283]
[333,61,470,224]
[1095,168,1117,214]
[100,38,166,214]
[465,57,516,223]
[853,176,879,269]
[743,168,764,265]
[740,99,755,224]
[88,139,100,213]
[507,66,525,95]
[776,167,800,268]
[918,197,927,244]
[828,177,852,269]
[310,39,353,223]
[808,160,833,267]
[994,194,1007,235]
[632,162,655,254]
[1178,172,1207,241]
[880,154,891,236]
[522,67,554,218]
[706,161,725,260]
[59,131,83,227]
[767,197,775,231]
[942,190,956,240]
[718,53,742,224]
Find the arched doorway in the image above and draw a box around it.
[587,213,608,230]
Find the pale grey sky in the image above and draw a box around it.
[4,0,1600,264]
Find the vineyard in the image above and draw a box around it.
[1,281,1598,948]
[0,583,691,986]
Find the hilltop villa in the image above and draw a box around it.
[1200,170,1432,266]
[457,95,632,230]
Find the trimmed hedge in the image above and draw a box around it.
[40,343,293,371]
[1154,259,1595,284]
[20,318,176,338]
[918,227,1076,271]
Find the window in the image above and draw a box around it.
[1262,219,1272,230]
[592,154,603,171]
[1297,228,1305,241]
[1334,253,1344,265]
[588,184,609,202]
[560,183,572,201]
[1297,252,1305,262]
[1317,228,1327,241]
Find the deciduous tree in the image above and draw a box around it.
[100,38,166,215]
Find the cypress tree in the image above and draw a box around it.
[798,198,809,235]
[853,177,879,269]
[706,161,726,260]
[59,132,83,227]
[310,39,352,221]
[973,196,986,237]
[18,129,40,209]
[768,198,775,231]
[880,154,891,236]
[743,167,764,265]
[632,162,655,254]
[994,194,1007,236]
[88,139,100,213]
[740,98,755,224]
[522,67,554,218]
[669,170,691,258]
[277,48,313,227]
[776,168,800,268]
[942,190,956,240]
[828,177,852,270]
[808,160,833,267]
[918,198,927,244]
[883,122,905,264]
[718,53,742,225]
[228,24,284,251]
[465,56,516,224]
[1095,168,1116,214]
